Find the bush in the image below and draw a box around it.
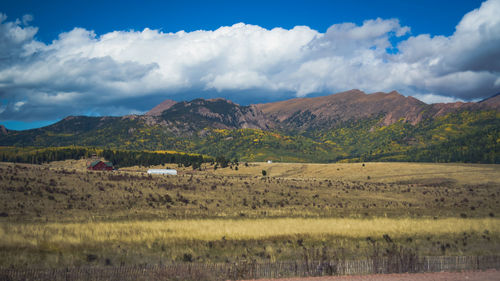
[182,253,193,262]
[86,254,98,262]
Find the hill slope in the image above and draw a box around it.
[257,90,428,129]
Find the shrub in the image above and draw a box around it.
[182,253,193,262]
[86,254,98,262]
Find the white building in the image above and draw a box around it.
[147,169,177,175]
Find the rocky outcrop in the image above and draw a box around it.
[145,99,177,116]
[157,98,272,130]
[0,125,7,135]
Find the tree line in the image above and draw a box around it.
[101,149,206,168]
[0,147,211,168]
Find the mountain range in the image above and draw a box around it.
[1,90,499,163]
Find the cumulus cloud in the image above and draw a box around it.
[1,0,500,122]
[394,0,500,99]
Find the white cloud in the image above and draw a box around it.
[13,101,25,111]
[394,0,500,99]
[0,0,500,121]
[205,71,274,91]
[412,94,466,104]
[0,13,40,63]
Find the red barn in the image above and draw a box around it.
[87,160,114,171]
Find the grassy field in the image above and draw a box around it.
[0,160,499,268]
[214,161,500,185]
[1,218,499,267]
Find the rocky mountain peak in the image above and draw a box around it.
[0,125,7,135]
[145,99,177,116]
[155,97,271,130]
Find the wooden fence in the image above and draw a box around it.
[1,256,499,281]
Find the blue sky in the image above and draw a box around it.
[1,0,499,130]
[2,0,484,40]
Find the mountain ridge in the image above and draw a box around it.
[3,89,500,132]
[256,89,430,128]
[1,90,499,163]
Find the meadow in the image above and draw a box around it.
[0,160,499,269]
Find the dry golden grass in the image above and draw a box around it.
[2,218,499,247]
[214,162,500,186]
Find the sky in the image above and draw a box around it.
[1,0,499,130]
